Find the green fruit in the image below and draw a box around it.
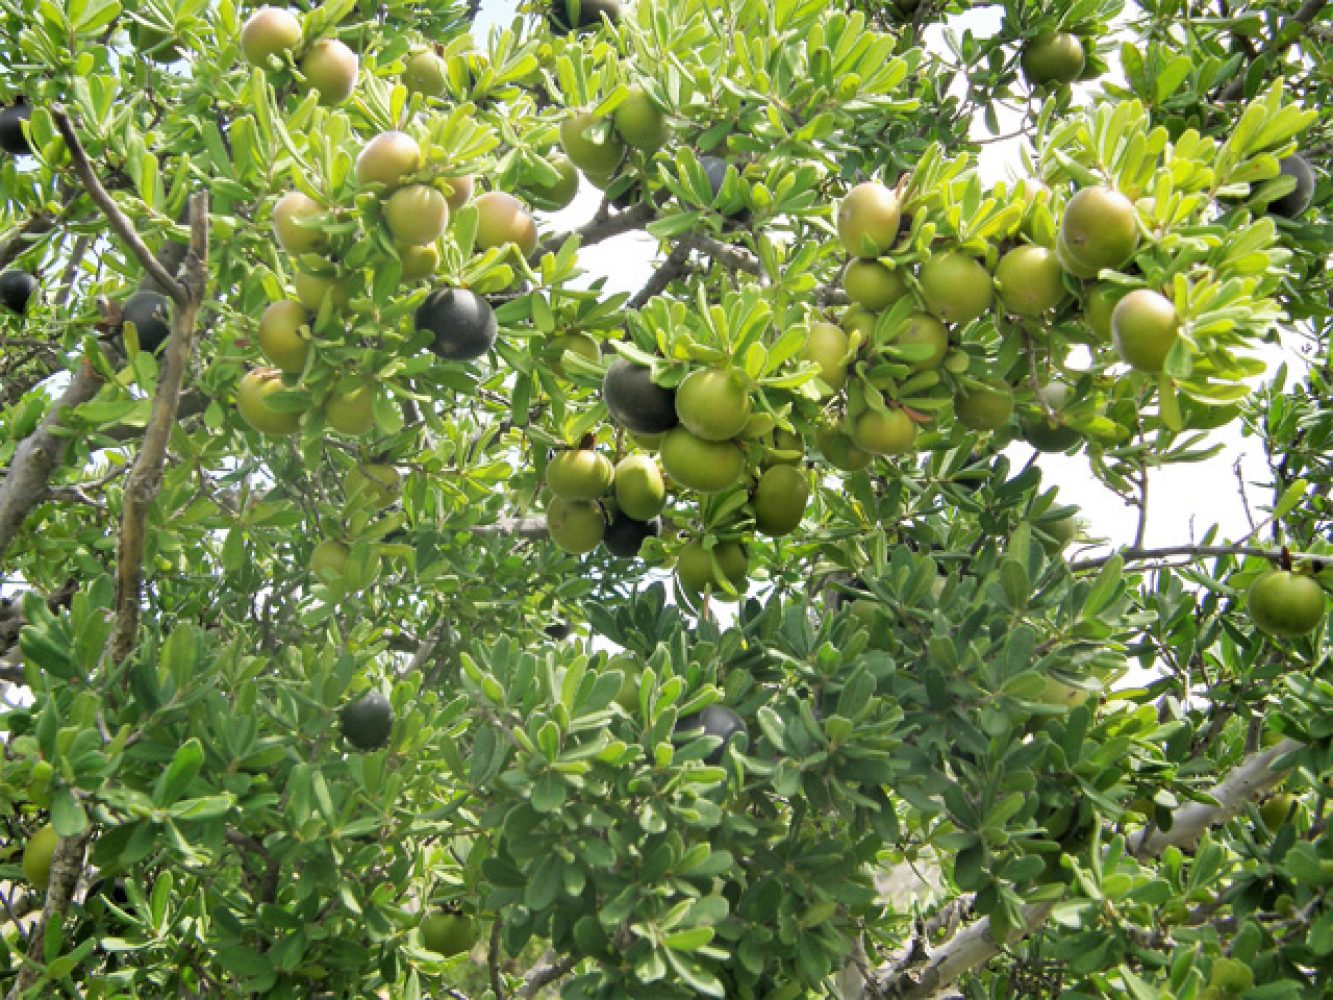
[273,191,327,255]
[385,184,449,246]
[676,368,751,441]
[805,321,851,395]
[547,448,614,500]
[444,174,473,212]
[560,111,626,177]
[1111,289,1178,372]
[762,427,803,467]
[1247,570,1326,638]
[1083,282,1126,341]
[257,300,310,374]
[300,38,359,106]
[474,191,538,257]
[1020,382,1079,452]
[22,823,57,890]
[676,540,748,600]
[399,243,440,282]
[1021,32,1086,86]
[403,49,448,97]
[841,306,877,340]
[843,259,908,311]
[894,312,949,369]
[614,454,666,520]
[420,911,478,956]
[815,425,873,471]
[325,382,377,437]
[660,428,746,493]
[356,131,421,188]
[528,155,579,212]
[918,252,994,325]
[753,465,809,536]
[954,381,1014,431]
[346,463,401,508]
[241,8,303,66]
[995,245,1066,315]
[1059,187,1138,275]
[237,368,302,435]
[1259,792,1298,829]
[1035,675,1096,709]
[293,269,349,313]
[546,497,605,553]
[310,538,349,581]
[613,85,669,151]
[548,332,599,376]
[340,690,393,750]
[1040,513,1079,553]
[837,181,900,258]
[850,409,916,455]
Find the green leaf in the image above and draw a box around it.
[153,738,204,807]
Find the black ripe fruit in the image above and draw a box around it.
[340,690,393,750]
[416,287,497,361]
[603,359,679,434]
[0,270,38,315]
[1268,155,1315,219]
[603,509,660,558]
[675,704,747,765]
[121,290,171,353]
[548,0,620,33]
[0,102,32,155]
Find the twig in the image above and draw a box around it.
[1218,0,1330,100]
[489,920,508,1000]
[679,232,762,276]
[1132,462,1149,550]
[628,242,691,309]
[1068,542,1328,574]
[521,950,579,997]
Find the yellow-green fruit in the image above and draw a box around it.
[1021,32,1086,86]
[1260,793,1298,829]
[300,38,359,106]
[805,321,850,394]
[843,259,908,311]
[954,381,1014,431]
[614,454,666,520]
[1083,282,1126,341]
[22,823,57,890]
[346,463,401,507]
[241,8,302,66]
[473,191,538,257]
[613,85,669,151]
[237,368,302,435]
[257,300,311,374]
[1059,186,1139,274]
[547,449,614,500]
[420,911,478,957]
[849,409,916,455]
[444,174,473,211]
[292,269,349,313]
[675,368,751,441]
[995,245,1066,316]
[272,191,327,255]
[659,428,746,493]
[1247,570,1326,638]
[549,332,599,376]
[528,155,580,212]
[1036,675,1096,709]
[356,131,422,188]
[325,382,377,436]
[918,252,994,325]
[1111,289,1179,372]
[310,538,350,581]
[815,425,873,471]
[385,184,449,246]
[546,497,605,553]
[399,243,440,282]
[559,111,625,176]
[753,465,809,536]
[837,181,900,258]
[1040,513,1079,554]
[841,306,877,340]
[403,49,448,97]
[763,427,803,467]
[895,312,949,369]
[676,540,748,600]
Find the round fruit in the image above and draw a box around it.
[310,538,350,581]
[660,428,745,493]
[753,465,809,537]
[0,102,33,156]
[675,704,747,765]
[1021,32,1086,86]
[843,259,908,311]
[954,381,1014,431]
[1035,675,1095,709]
[474,191,538,258]
[918,252,994,325]
[548,448,614,500]
[1054,230,1100,280]
[237,368,302,435]
[815,425,873,471]
[559,111,625,177]
[549,332,599,377]
[240,8,302,66]
[528,155,579,212]
[1083,282,1126,341]
[614,454,666,521]
[613,85,668,152]
[346,463,401,508]
[133,22,181,61]
[838,181,900,258]
[603,509,660,558]
[399,243,440,282]
[356,131,421,188]
[850,409,916,455]
[548,0,620,32]
[340,690,393,750]
[420,911,478,956]
[804,322,851,394]
[841,306,877,340]
[675,368,751,441]
[22,823,57,889]
[1247,570,1326,638]
[894,312,949,370]
[257,300,309,374]
[384,184,448,246]
[602,359,679,434]
[1059,186,1138,275]
[325,382,377,436]
[403,49,448,97]
[300,38,359,106]
[417,287,497,361]
[1111,288,1179,372]
[699,157,747,219]
[676,540,748,600]
[1267,155,1315,219]
[444,174,473,212]
[1041,513,1079,553]
[0,268,37,316]
[293,269,348,313]
[762,427,803,467]
[546,497,605,553]
[272,191,327,255]
[1260,793,1298,829]
[1021,382,1079,451]
[995,245,1066,316]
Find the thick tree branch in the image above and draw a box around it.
[628,242,691,309]
[6,829,91,999]
[537,201,655,259]
[874,738,1303,999]
[1218,0,1330,100]
[521,950,579,997]
[679,232,762,276]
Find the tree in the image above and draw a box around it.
[0,0,1330,996]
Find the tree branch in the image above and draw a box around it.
[489,920,508,1000]
[521,950,580,997]
[472,516,549,540]
[1068,543,1329,575]
[679,232,762,276]
[537,201,655,259]
[628,242,691,309]
[1218,0,1330,100]
[6,829,91,999]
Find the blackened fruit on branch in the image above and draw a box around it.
[1267,155,1315,219]
[547,0,620,33]
[602,359,678,434]
[0,102,32,155]
[340,690,393,750]
[0,270,38,314]
[603,509,660,558]
[121,290,171,353]
[416,287,497,361]
[675,704,747,765]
